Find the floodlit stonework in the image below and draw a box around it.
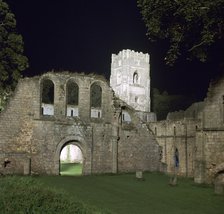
[0,71,160,175]
[110,50,151,113]
[0,49,224,187]
[149,77,224,184]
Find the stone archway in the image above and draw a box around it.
[60,144,83,175]
[54,136,88,175]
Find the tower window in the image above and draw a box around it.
[133,71,139,84]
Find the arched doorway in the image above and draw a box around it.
[59,143,83,176]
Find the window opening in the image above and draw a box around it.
[90,83,102,108]
[41,79,54,116]
[42,79,54,104]
[133,71,138,84]
[174,148,179,168]
[67,81,79,105]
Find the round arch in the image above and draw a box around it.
[54,136,87,175]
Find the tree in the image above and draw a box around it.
[0,0,28,108]
[152,88,194,120]
[137,0,224,65]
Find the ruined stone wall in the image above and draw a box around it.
[0,77,38,174]
[149,119,200,177]
[0,72,160,175]
[193,76,224,183]
[117,107,160,172]
[195,131,224,183]
[152,75,224,184]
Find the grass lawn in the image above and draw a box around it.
[60,162,82,176]
[36,173,224,214]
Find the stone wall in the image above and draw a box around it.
[0,72,160,175]
[194,76,224,183]
[149,119,200,177]
[152,74,224,184]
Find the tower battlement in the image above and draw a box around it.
[111,49,149,64]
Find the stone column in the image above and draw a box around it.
[24,158,31,175]
[111,109,121,173]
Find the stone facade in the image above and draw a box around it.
[0,72,161,175]
[1,48,224,187]
[150,76,224,184]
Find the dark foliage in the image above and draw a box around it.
[0,0,28,96]
[137,0,224,66]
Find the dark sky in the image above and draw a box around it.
[6,0,222,100]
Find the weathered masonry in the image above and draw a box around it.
[1,48,224,188]
[0,72,161,175]
[150,76,224,184]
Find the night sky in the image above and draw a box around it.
[6,0,223,100]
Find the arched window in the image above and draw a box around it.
[66,81,79,117]
[174,126,176,136]
[90,83,102,108]
[90,83,102,118]
[122,110,131,123]
[133,71,138,84]
[42,79,54,104]
[174,148,179,168]
[41,79,54,116]
[67,81,79,105]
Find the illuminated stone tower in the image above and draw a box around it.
[110,49,151,112]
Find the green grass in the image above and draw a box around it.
[60,162,83,176]
[0,176,104,214]
[36,173,224,214]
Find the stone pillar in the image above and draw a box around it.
[24,158,31,175]
[112,135,118,173]
[214,173,224,195]
[194,132,205,183]
[194,160,205,183]
[111,109,121,174]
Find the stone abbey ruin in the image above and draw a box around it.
[0,49,224,187]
